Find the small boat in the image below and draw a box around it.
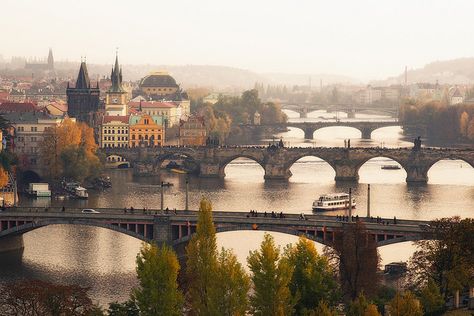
[161,182,174,187]
[312,193,356,212]
[171,168,187,174]
[381,165,401,170]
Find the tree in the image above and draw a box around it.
[211,249,250,316]
[459,111,469,137]
[39,118,102,181]
[107,300,139,316]
[347,293,381,316]
[247,233,294,316]
[284,236,339,314]
[419,279,445,316]
[0,279,99,316]
[185,198,219,315]
[325,221,380,301]
[133,243,183,316]
[0,166,8,188]
[389,291,423,316]
[310,301,338,316]
[408,217,474,300]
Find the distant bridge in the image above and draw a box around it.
[268,120,400,139]
[279,102,398,118]
[102,146,474,182]
[0,208,432,254]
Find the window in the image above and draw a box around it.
[132,135,135,140]
[31,127,37,132]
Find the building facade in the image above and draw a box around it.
[179,115,206,146]
[129,114,165,147]
[66,61,100,125]
[99,116,130,148]
[128,101,182,127]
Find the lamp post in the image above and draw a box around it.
[160,181,164,211]
[348,187,352,221]
[185,177,189,211]
[367,184,371,218]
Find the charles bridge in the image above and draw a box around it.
[0,207,432,254]
[103,146,474,183]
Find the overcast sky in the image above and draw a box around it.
[2,0,473,80]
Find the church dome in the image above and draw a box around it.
[140,71,178,88]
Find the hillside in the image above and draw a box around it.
[375,58,474,85]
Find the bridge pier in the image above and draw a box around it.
[360,127,372,139]
[334,164,359,182]
[405,166,428,183]
[153,217,172,245]
[0,235,24,253]
[264,164,292,180]
[303,128,315,139]
[199,163,224,178]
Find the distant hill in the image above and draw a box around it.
[374,58,474,86]
[262,72,360,86]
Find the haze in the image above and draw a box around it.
[3,0,474,80]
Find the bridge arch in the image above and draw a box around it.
[313,126,363,139]
[356,155,408,183]
[0,219,152,244]
[426,156,474,184]
[285,154,336,182]
[106,154,130,168]
[154,152,199,172]
[218,155,266,178]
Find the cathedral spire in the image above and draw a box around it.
[47,48,54,70]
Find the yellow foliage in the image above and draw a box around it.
[459,111,469,137]
[0,167,8,188]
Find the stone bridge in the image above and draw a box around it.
[0,208,431,253]
[272,121,400,139]
[280,103,398,119]
[103,146,474,183]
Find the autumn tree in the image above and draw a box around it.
[211,249,250,316]
[325,221,380,301]
[389,291,423,316]
[310,301,338,316]
[0,279,99,316]
[408,217,474,301]
[248,233,294,316]
[133,243,183,316]
[107,300,139,316]
[185,198,219,315]
[284,236,339,314]
[39,118,102,181]
[459,111,469,137]
[347,293,381,316]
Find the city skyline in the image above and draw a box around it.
[2,0,474,81]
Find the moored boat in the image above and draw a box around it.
[171,168,187,174]
[312,193,356,212]
[381,165,401,170]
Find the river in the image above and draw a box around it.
[1,110,473,306]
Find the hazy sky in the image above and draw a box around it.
[2,0,474,80]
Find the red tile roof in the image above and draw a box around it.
[0,102,39,113]
[128,101,177,108]
[102,115,130,124]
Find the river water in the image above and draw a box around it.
[2,110,474,306]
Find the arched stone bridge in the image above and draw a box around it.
[280,104,398,119]
[0,208,431,253]
[272,121,400,139]
[103,146,474,183]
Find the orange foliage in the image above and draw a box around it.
[0,167,8,188]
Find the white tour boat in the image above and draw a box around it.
[312,193,356,212]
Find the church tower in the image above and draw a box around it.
[66,60,100,125]
[105,53,128,116]
[47,48,54,70]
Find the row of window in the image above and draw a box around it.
[17,136,41,142]
[103,129,128,134]
[16,126,39,132]
[103,136,128,141]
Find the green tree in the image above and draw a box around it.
[389,291,423,316]
[211,249,250,316]
[107,300,139,316]
[247,233,294,316]
[185,198,219,315]
[419,279,445,316]
[284,236,339,314]
[133,243,183,316]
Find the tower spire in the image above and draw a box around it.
[109,50,124,93]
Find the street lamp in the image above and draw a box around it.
[160,181,164,211]
[185,177,189,211]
